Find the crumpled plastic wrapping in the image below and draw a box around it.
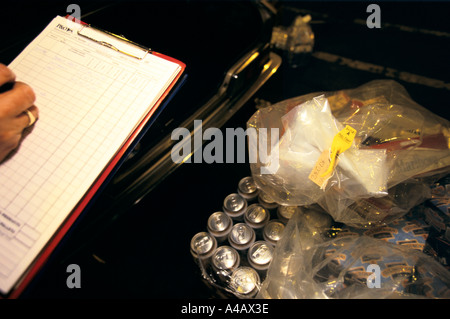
[248,80,450,227]
[257,209,450,299]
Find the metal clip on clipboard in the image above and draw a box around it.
[77,24,151,60]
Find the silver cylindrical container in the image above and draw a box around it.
[304,205,333,229]
[237,176,259,203]
[229,266,261,299]
[190,231,218,261]
[257,191,278,213]
[277,205,300,224]
[211,245,240,284]
[228,223,256,252]
[263,219,285,246]
[207,211,233,243]
[244,204,270,238]
[223,193,248,221]
[248,241,274,278]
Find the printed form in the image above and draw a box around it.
[0,16,182,295]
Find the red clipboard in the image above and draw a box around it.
[4,15,185,298]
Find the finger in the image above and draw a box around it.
[0,64,16,87]
[0,133,21,161]
[17,105,39,128]
[1,105,39,134]
[0,82,36,117]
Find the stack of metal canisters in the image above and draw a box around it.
[191,176,295,299]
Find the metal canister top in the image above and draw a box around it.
[190,232,217,259]
[228,223,255,250]
[244,204,270,229]
[263,220,285,246]
[207,211,232,237]
[238,176,259,200]
[223,193,247,219]
[304,206,333,229]
[212,246,240,272]
[277,205,300,224]
[230,266,261,298]
[248,241,274,270]
[258,191,278,210]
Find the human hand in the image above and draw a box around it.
[0,64,38,162]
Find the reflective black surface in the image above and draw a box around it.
[1,1,449,299]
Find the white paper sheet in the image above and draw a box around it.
[0,16,181,295]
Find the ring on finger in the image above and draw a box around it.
[24,109,36,127]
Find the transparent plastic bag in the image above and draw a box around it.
[248,80,450,227]
[190,203,333,299]
[319,178,432,228]
[258,209,450,299]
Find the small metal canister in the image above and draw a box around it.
[248,241,274,277]
[228,223,256,252]
[229,266,261,299]
[304,205,333,229]
[223,193,248,221]
[257,191,278,213]
[244,204,270,238]
[277,205,300,224]
[211,245,240,283]
[237,176,259,203]
[207,211,233,243]
[190,232,218,261]
[263,220,285,246]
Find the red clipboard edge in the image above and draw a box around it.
[7,16,185,298]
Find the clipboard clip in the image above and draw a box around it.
[77,24,151,60]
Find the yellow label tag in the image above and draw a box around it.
[321,125,356,178]
[308,150,335,189]
[309,125,357,189]
[333,125,357,151]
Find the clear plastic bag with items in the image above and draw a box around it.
[190,221,278,299]
[248,80,450,227]
[190,230,263,299]
[257,210,450,299]
[190,195,335,299]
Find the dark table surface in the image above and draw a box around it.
[2,1,449,300]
